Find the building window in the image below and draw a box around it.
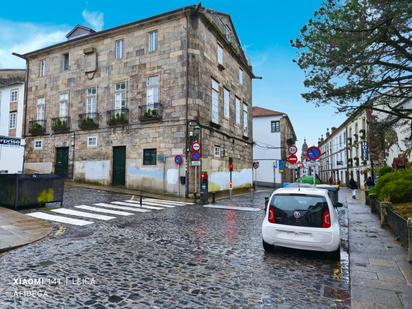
[10,89,18,103]
[214,145,221,158]
[271,121,280,132]
[217,45,223,65]
[148,30,158,52]
[235,97,240,124]
[86,87,97,114]
[243,103,248,136]
[225,25,231,42]
[40,59,46,77]
[211,79,219,124]
[59,93,69,117]
[115,39,124,59]
[239,68,244,85]
[115,82,127,109]
[34,140,43,150]
[223,88,230,119]
[146,76,159,108]
[9,112,17,129]
[87,136,97,147]
[62,53,69,71]
[143,148,157,165]
[37,98,45,121]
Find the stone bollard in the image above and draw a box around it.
[379,202,392,227]
[408,218,412,263]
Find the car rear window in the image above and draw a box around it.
[270,194,329,227]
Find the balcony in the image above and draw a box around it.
[107,108,129,126]
[354,157,360,166]
[138,103,162,122]
[52,117,70,133]
[29,120,46,136]
[79,113,99,130]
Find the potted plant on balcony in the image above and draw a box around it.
[359,129,366,140]
[29,122,45,135]
[53,118,69,133]
[108,113,126,126]
[80,116,98,130]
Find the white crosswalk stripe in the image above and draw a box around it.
[75,205,135,216]
[93,203,150,213]
[124,200,178,208]
[143,198,194,205]
[110,201,164,210]
[28,212,94,226]
[51,208,116,221]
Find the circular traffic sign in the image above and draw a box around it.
[306,146,321,161]
[191,151,201,161]
[192,141,201,152]
[174,155,183,165]
[287,154,298,164]
[288,145,298,155]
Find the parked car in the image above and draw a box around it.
[262,186,342,259]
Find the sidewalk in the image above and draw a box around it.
[344,188,412,308]
[0,207,51,252]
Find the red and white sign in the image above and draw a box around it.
[288,145,298,155]
[287,154,298,164]
[192,141,201,152]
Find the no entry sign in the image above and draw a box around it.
[306,146,321,161]
[287,154,298,164]
[192,141,201,152]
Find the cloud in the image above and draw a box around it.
[0,20,69,69]
[82,9,104,31]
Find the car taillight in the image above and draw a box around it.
[268,207,275,223]
[322,209,331,228]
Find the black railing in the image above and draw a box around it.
[107,108,129,126]
[138,103,162,122]
[52,117,70,133]
[79,113,99,130]
[387,208,408,248]
[29,120,46,136]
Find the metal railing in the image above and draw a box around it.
[29,120,46,136]
[387,208,408,248]
[51,117,70,133]
[79,113,99,130]
[106,108,129,126]
[138,103,162,122]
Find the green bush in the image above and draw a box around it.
[371,170,412,202]
[378,165,392,177]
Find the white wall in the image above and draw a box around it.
[253,115,282,185]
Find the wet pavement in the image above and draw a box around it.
[0,186,350,308]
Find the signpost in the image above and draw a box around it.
[192,141,201,152]
[191,141,201,195]
[174,155,183,165]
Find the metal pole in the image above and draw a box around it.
[139,195,142,208]
[195,166,197,195]
[229,171,232,200]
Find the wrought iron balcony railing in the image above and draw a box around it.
[138,103,162,122]
[79,113,99,130]
[52,117,70,133]
[29,120,46,136]
[107,108,129,126]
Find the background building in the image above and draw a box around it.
[252,106,296,187]
[19,5,255,196]
[0,69,25,173]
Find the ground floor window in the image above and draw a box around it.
[34,140,43,150]
[87,136,98,147]
[143,148,157,165]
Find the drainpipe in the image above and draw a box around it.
[184,10,190,198]
[12,53,29,173]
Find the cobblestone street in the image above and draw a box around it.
[0,186,350,308]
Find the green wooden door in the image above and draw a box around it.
[112,146,126,186]
[55,147,69,177]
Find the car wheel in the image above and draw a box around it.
[262,240,275,252]
[329,247,340,261]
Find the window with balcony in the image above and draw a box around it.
[211,79,219,124]
[79,87,98,130]
[148,30,158,52]
[52,93,70,133]
[235,97,240,124]
[115,82,126,109]
[29,98,46,135]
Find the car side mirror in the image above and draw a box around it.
[334,202,344,208]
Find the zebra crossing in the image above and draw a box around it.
[27,198,195,227]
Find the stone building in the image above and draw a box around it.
[0,69,25,173]
[252,107,296,186]
[18,5,256,197]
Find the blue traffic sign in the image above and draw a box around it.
[278,160,285,170]
[174,155,183,165]
[191,151,201,161]
[306,146,321,161]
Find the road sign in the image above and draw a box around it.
[287,154,298,164]
[191,151,201,161]
[361,142,368,161]
[253,162,259,169]
[278,160,285,173]
[192,141,201,152]
[306,146,321,161]
[174,155,183,165]
[288,145,297,155]
[287,163,299,169]
[191,161,200,166]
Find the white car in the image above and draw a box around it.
[262,186,341,259]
